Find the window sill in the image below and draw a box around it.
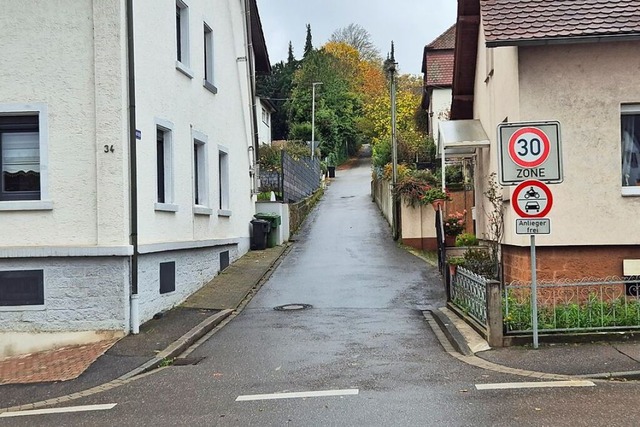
[194,205,213,216]
[203,80,218,94]
[175,61,194,79]
[622,187,640,197]
[155,203,179,212]
[218,209,232,217]
[0,304,45,312]
[0,200,53,211]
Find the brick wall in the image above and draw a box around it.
[503,245,640,282]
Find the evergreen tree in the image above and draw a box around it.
[303,24,313,57]
[287,41,295,64]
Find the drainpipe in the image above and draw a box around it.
[243,0,260,194]
[126,0,140,334]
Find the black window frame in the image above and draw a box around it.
[157,129,166,203]
[176,5,182,62]
[0,270,44,306]
[159,262,176,294]
[194,142,200,205]
[0,115,41,201]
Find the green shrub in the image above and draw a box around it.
[462,248,494,278]
[504,291,640,331]
[456,233,478,247]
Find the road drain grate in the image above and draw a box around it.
[273,304,313,311]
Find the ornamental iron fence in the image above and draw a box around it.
[504,276,640,334]
[451,266,489,325]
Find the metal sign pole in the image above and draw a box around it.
[531,234,538,349]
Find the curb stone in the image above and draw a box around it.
[425,311,640,382]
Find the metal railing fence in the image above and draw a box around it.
[451,266,489,325]
[504,276,640,334]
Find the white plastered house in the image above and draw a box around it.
[446,0,640,282]
[0,0,270,356]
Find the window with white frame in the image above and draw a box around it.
[261,107,269,126]
[155,121,176,210]
[0,105,48,203]
[193,132,208,209]
[622,104,640,192]
[176,1,192,76]
[218,147,230,213]
[203,22,216,93]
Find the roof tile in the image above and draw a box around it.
[427,24,457,49]
[426,51,454,87]
[481,0,640,43]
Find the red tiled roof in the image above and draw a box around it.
[481,0,640,46]
[428,24,457,50]
[423,24,456,88]
[426,51,454,87]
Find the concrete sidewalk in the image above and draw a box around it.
[0,244,288,410]
[430,305,640,380]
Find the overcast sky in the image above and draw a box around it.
[256,0,458,76]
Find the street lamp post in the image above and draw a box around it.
[311,82,323,159]
[384,43,399,240]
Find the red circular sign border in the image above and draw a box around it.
[512,180,553,218]
[508,127,551,168]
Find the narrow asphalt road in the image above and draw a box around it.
[7,153,640,426]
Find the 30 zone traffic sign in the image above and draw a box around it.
[498,121,563,186]
[508,127,550,168]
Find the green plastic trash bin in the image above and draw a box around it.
[254,213,281,248]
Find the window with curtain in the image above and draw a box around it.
[622,106,640,187]
[0,115,40,201]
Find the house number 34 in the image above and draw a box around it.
[104,145,115,153]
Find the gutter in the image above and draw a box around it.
[243,0,260,192]
[486,34,640,48]
[126,0,140,333]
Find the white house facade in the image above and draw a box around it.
[449,0,640,282]
[257,97,275,146]
[0,0,270,357]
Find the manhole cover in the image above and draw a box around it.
[273,304,313,311]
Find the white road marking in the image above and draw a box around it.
[236,388,359,402]
[476,380,595,390]
[0,403,117,418]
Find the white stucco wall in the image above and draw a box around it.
[472,22,521,244]
[134,0,255,247]
[431,88,452,146]
[513,41,640,246]
[258,99,273,146]
[136,245,240,323]
[401,204,437,240]
[0,0,129,248]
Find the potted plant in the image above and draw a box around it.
[444,211,466,235]
[422,187,451,210]
[447,255,466,276]
[455,232,478,247]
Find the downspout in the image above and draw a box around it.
[243,0,260,194]
[126,0,140,334]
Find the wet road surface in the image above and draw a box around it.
[6,153,640,426]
